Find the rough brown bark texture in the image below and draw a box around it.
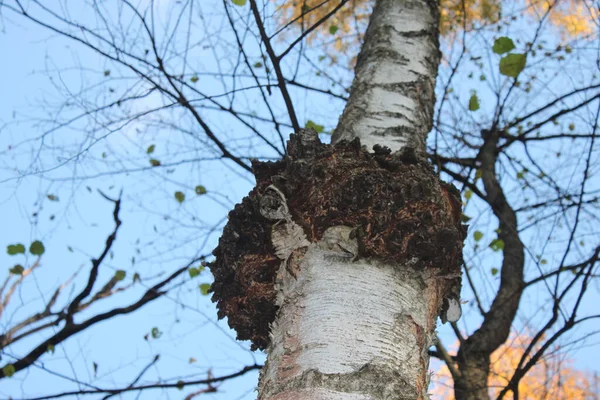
[210,130,466,352]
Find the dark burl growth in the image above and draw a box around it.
[210,160,285,350]
[210,129,466,350]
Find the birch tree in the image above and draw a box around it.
[210,0,465,398]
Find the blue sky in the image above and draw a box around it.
[1,1,599,399]
[0,4,266,398]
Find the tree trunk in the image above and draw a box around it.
[259,243,451,399]
[453,129,525,400]
[332,0,441,153]
[249,128,464,400]
[211,0,464,399]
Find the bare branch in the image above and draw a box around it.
[11,364,262,400]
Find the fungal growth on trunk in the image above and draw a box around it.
[209,129,465,350]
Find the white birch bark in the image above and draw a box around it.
[332,0,440,154]
[259,238,441,399]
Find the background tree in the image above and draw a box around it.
[0,0,599,399]
[432,331,600,399]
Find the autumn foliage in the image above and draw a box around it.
[431,332,600,399]
[274,0,597,47]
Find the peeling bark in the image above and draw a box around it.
[259,245,446,399]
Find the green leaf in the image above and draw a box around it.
[329,25,339,35]
[305,120,324,133]
[149,159,161,167]
[9,265,24,275]
[30,241,45,256]
[175,191,185,203]
[491,267,499,276]
[47,194,59,202]
[7,244,25,255]
[461,214,472,223]
[188,267,200,278]
[176,381,185,390]
[151,327,162,339]
[475,169,483,180]
[195,185,207,195]
[47,344,55,354]
[540,259,547,265]
[190,75,199,83]
[499,53,527,78]
[517,170,525,179]
[231,0,246,5]
[489,238,505,252]
[464,189,473,200]
[147,145,155,154]
[104,70,111,76]
[199,283,211,295]
[468,93,480,111]
[253,62,263,68]
[492,37,515,54]
[473,231,484,242]
[2,364,15,378]
[115,270,126,281]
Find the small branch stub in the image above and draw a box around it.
[209,129,466,350]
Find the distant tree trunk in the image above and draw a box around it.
[211,0,464,399]
[453,128,525,400]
